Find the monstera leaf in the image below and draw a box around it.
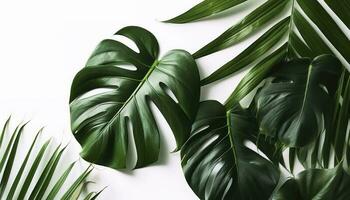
[272,164,350,200]
[181,101,280,200]
[254,55,342,147]
[0,118,102,199]
[70,26,200,170]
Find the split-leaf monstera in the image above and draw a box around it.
[255,55,342,147]
[70,26,200,170]
[168,1,350,199]
[181,56,347,200]
[181,101,280,200]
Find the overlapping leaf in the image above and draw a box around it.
[272,164,350,200]
[181,101,280,200]
[253,55,344,171]
[168,0,350,91]
[70,26,200,169]
[254,55,342,147]
[0,119,101,199]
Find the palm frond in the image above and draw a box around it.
[165,0,246,24]
[169,0,350,87]
[0,119,103,200]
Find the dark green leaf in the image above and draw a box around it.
[181,101,279,200]
[297,0,350,64]
[225,43,287,108]
[194,0,289,58]
[201,17,289,85]
[292,10,332,57]
[334,75,350,162]
[325,0,350,29]
[272,164,350,200]
[165,0,246,24]
[70,26,200,169]
[254,55,342,147]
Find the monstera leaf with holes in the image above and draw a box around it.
[254,55,342,147]
[168,0,350,199]
[181,100,281,200]
[181,56,348,199]
[254,55,344,169]
[70,26,200,170]
[0,118,102,199]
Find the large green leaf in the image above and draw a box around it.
[70,26,200,169]
[169,0,350,90]
[254,55,342,148]
[181,101,280,200]
[272,164,350,200]
[0,120,101,199]
[165,0,246,24]
[255,55,341,147]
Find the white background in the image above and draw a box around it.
[0,0,297,199]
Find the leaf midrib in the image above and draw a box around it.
[99,60,159,132]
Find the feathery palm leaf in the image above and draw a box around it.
[0,118,102,200]
[168,0,350,199]
[167,0,350,87]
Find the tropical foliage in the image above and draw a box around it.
[69,26,200,170]
[167,0,350,199]
[0,118,102,199]
[181,55,349,200]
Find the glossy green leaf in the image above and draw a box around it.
[325,0,350,29]
[193,0,289,58]
[254,55,342,147]
[292,10,332,57]
[70,26,200,170]
[201,17,289,85]
[297,0,350,64]
[225,43,287,108]
[165,0,246,24]
[272,165,350,200]
[172,0,350,90]
[181,101,280,200]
